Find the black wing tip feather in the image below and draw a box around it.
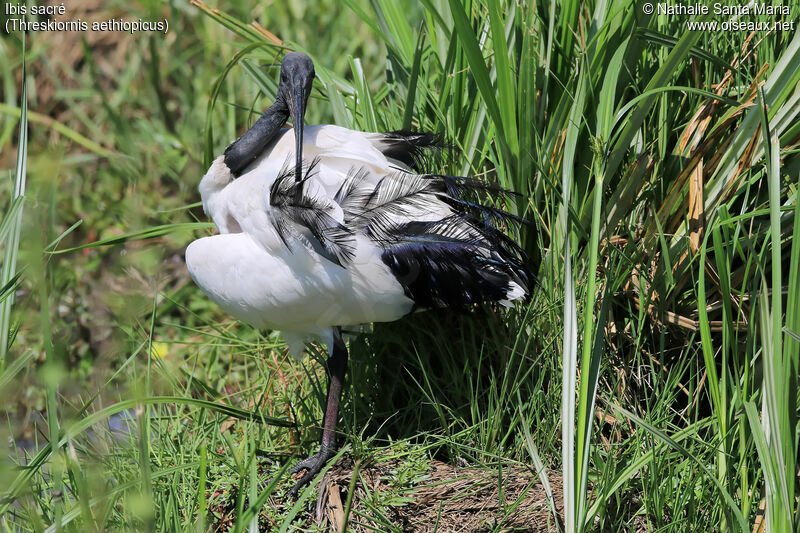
[380,229,531,309]
[378,216,532,310]
[384,130,446,147]
[379,130,447,172]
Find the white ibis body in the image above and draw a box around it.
[186,53,530,496]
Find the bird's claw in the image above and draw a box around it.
[287,445,336,498]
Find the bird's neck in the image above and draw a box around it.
[223,97,289,177]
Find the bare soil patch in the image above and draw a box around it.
[211,456,563,532]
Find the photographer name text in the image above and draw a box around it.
[657,2,789,15]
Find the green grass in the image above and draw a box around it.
[1,0,799,531]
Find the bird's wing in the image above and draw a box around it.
[330,165,530,308]
[205,125,530,310]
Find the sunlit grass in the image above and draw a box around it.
[1,0,799,531]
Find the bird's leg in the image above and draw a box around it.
[287,330,348,497]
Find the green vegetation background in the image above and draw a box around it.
[0,0,798,531]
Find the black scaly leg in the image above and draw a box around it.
[287,328,348,497]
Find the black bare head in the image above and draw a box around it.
[223,52,315,178]
[278,52,315,182]
[278,52,316,100]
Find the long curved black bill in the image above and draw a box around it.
[291,82,306,183]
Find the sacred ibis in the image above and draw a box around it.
[186,52,530,496]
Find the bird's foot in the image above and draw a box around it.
[287,444,336,498]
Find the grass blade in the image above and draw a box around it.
[606,20,708,179]
[0,41,27,373]
[612,404,749,532]
[47,222,215,254]
[756,85,794,530]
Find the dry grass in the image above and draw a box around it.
[207,456,564,532]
